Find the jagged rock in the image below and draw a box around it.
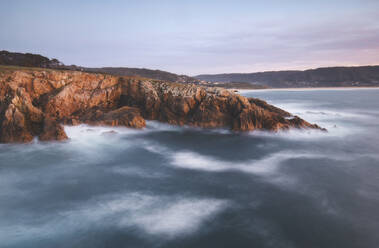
[0,103,34,143]
[0,67,325,143]
[80,106,146,128]
[0,83,44,143]
[44,73,122,121]
[248,98,291,117]
[39,115,68,141]
[120,80,324,131]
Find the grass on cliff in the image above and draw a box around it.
[0,65,59,72]
[0,65,199,90]
[0,65,152,81]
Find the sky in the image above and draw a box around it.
[1,0,379,75]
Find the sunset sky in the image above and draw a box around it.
[1,0,379,75]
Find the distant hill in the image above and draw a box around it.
[0,50,197,83]
[3,50,379,88]
[201,81,268,89]
[196,66,379,88]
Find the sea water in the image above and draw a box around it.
[0,89,378,248]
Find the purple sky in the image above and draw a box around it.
[1,0,379,75]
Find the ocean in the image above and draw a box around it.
[1,88,378,248]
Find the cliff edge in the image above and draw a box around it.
[0,67,324,143]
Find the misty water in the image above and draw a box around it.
[1,89,379,248]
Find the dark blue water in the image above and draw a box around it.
[1,89,379,248]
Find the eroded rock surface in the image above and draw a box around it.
[0,68,324,143]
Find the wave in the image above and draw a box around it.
[119,196,228,237]
[144,142,324,175]
[0,193,229,245]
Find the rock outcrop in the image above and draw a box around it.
[0,67,324,143]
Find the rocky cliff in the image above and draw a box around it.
[0,66,324,143]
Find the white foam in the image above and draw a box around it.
[170,150,323,176]
[274,102,370,121]
[0,192,228,245]
[92,194,228,238]
[143,141,325,176]
[111,167,167,178]
[122,198,227,237]
[95,194,228,238]
[145,120,184,132]
[239,100,369,139]
[247,128,343,141]
[64,124,142,141]
[60,124,145,163]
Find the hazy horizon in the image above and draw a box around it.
[1,0,379,75]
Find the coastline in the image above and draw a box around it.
[231,86,379,93]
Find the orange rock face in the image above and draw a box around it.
[120,80,324,131]
[0,68,324,143]
[79,106,146,128]
[38,115,68,141]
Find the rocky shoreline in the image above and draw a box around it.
[0,67,324,143]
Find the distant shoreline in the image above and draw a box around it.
[233,87,379,92]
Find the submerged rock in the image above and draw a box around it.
[0,68,324,143]
[101,130,118,136]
